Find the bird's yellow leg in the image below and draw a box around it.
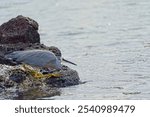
[22,64,61,78]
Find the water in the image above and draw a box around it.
[0,0,150,99]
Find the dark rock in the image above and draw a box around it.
[0,15,40,44]
[9,69,27,83]
[0,85,5,90]
[0,16,80,100]
[0,75,5,82]
[45,65,80,87]
[0,68,61,99]
[0,87,4,93]
[0,56,18,66]
[14,87,60,100]
[4,79,15,88]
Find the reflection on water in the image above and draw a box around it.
[0,0,150,99]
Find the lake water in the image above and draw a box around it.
[0,0,150,99]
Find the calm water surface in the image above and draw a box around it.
[0,0,150,99]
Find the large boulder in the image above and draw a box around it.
[0,15,40,44]
[0,16,80,100]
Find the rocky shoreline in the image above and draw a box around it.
[0,15,80,100]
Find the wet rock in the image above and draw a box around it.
[0,67,61,100]
[0,56,18,65]
[0,87,4,93]
[14,87,61,100]
[0,15,40,44]
[0,64,80,99]
[45,66,80,87]
[4,79,15,88]
[9,69,27,83]
[0,16,80,100]
[0,75,5,82]
[0,62,80,100]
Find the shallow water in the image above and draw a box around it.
[0,0,150,99]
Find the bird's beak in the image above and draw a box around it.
[62,58,77,66]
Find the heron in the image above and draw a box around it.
[5,49,76,78]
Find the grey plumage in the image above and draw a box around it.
[5,49,62,70]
